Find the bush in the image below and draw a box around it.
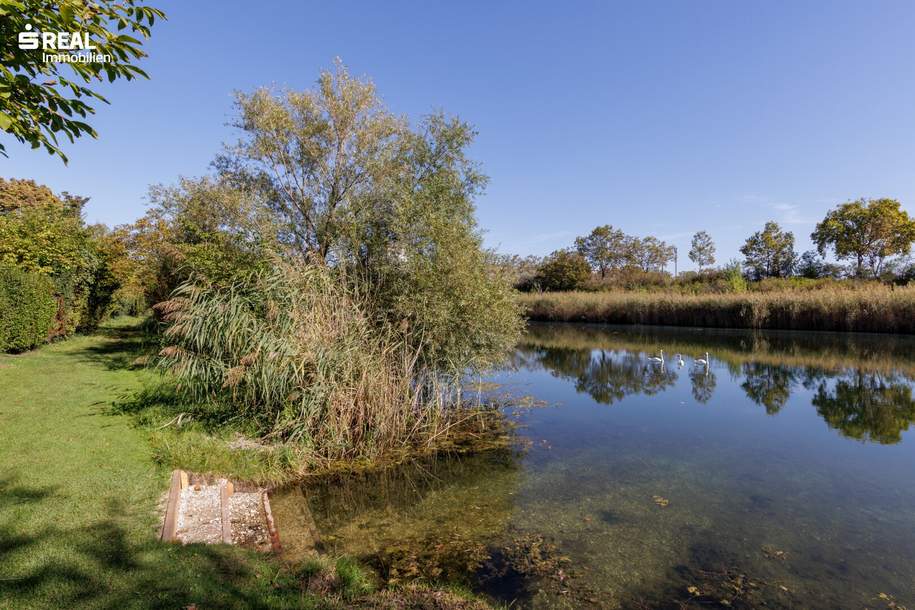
[0,182,113,336]
[534,250,591,291]
[724,261,748,293]
[0,266,56,352]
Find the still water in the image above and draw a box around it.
[271,323,915,609]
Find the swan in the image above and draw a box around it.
[676,353,685,367]
[695,352,710,366]
[649,350,664,364]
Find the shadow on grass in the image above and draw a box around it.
[0,475,308,609]
[73,319,158,371]
[76,321,236,429]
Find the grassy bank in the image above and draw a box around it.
[0,318,491,609]
[519,285,915,333]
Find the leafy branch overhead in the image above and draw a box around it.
[0,0,165,163]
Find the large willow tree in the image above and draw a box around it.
[215,60,522,374]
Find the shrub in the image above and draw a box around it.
[0,266,56,352]
[534,250,591,291]
[0,181,118,336]
[724,261,748,293]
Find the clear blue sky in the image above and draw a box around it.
[5,1,915,269]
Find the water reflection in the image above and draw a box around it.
[689,365,716,404]
[740,363,795,414]
[520,323,915,444]
[529,346,676,405]
[813,372,915,444]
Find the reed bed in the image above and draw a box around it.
[154,262,506,467]
[520,285,915,334]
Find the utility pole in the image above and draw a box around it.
[674,246,678,278]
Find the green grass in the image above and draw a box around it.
[0,317,319,609]
[0,317,495,609]
[519,285,915,333]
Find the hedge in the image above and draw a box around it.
[0,266,56,352]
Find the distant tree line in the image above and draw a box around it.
[503,197,915,292]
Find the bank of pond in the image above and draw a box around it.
[262,322,915,608]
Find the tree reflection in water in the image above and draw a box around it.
[519,325,915,444]
[813,372,915,444]
[740,363,796,414]
[690,365,717,404]
[523,346,676,405]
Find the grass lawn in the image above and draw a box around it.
[0,317,322,609]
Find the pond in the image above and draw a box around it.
[270,323,915,609]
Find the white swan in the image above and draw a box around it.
[649,350,665,364]
[695,352,710,366]
[677,353,685,367]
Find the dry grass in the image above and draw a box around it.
[519,285,915,334]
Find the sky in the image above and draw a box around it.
[4,1,915,270]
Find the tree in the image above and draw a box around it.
[221,59,407,263]
[120,176,273,307]
[219,61,521,373]
[574,225,628,278]
[740,221,796,279]
[1,1,165,163]
[811,198,915,277]
[0,177,86,215]
[796,250,844,279]
[688,230,716,270]
[796,250,823,279]
[490,253,542,290]
[628,236,676,272]
[535,250,591,291]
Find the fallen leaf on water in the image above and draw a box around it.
[652,495,670,507]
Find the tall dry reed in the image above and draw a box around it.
[520,285,915,334]
[155,262,495,463]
